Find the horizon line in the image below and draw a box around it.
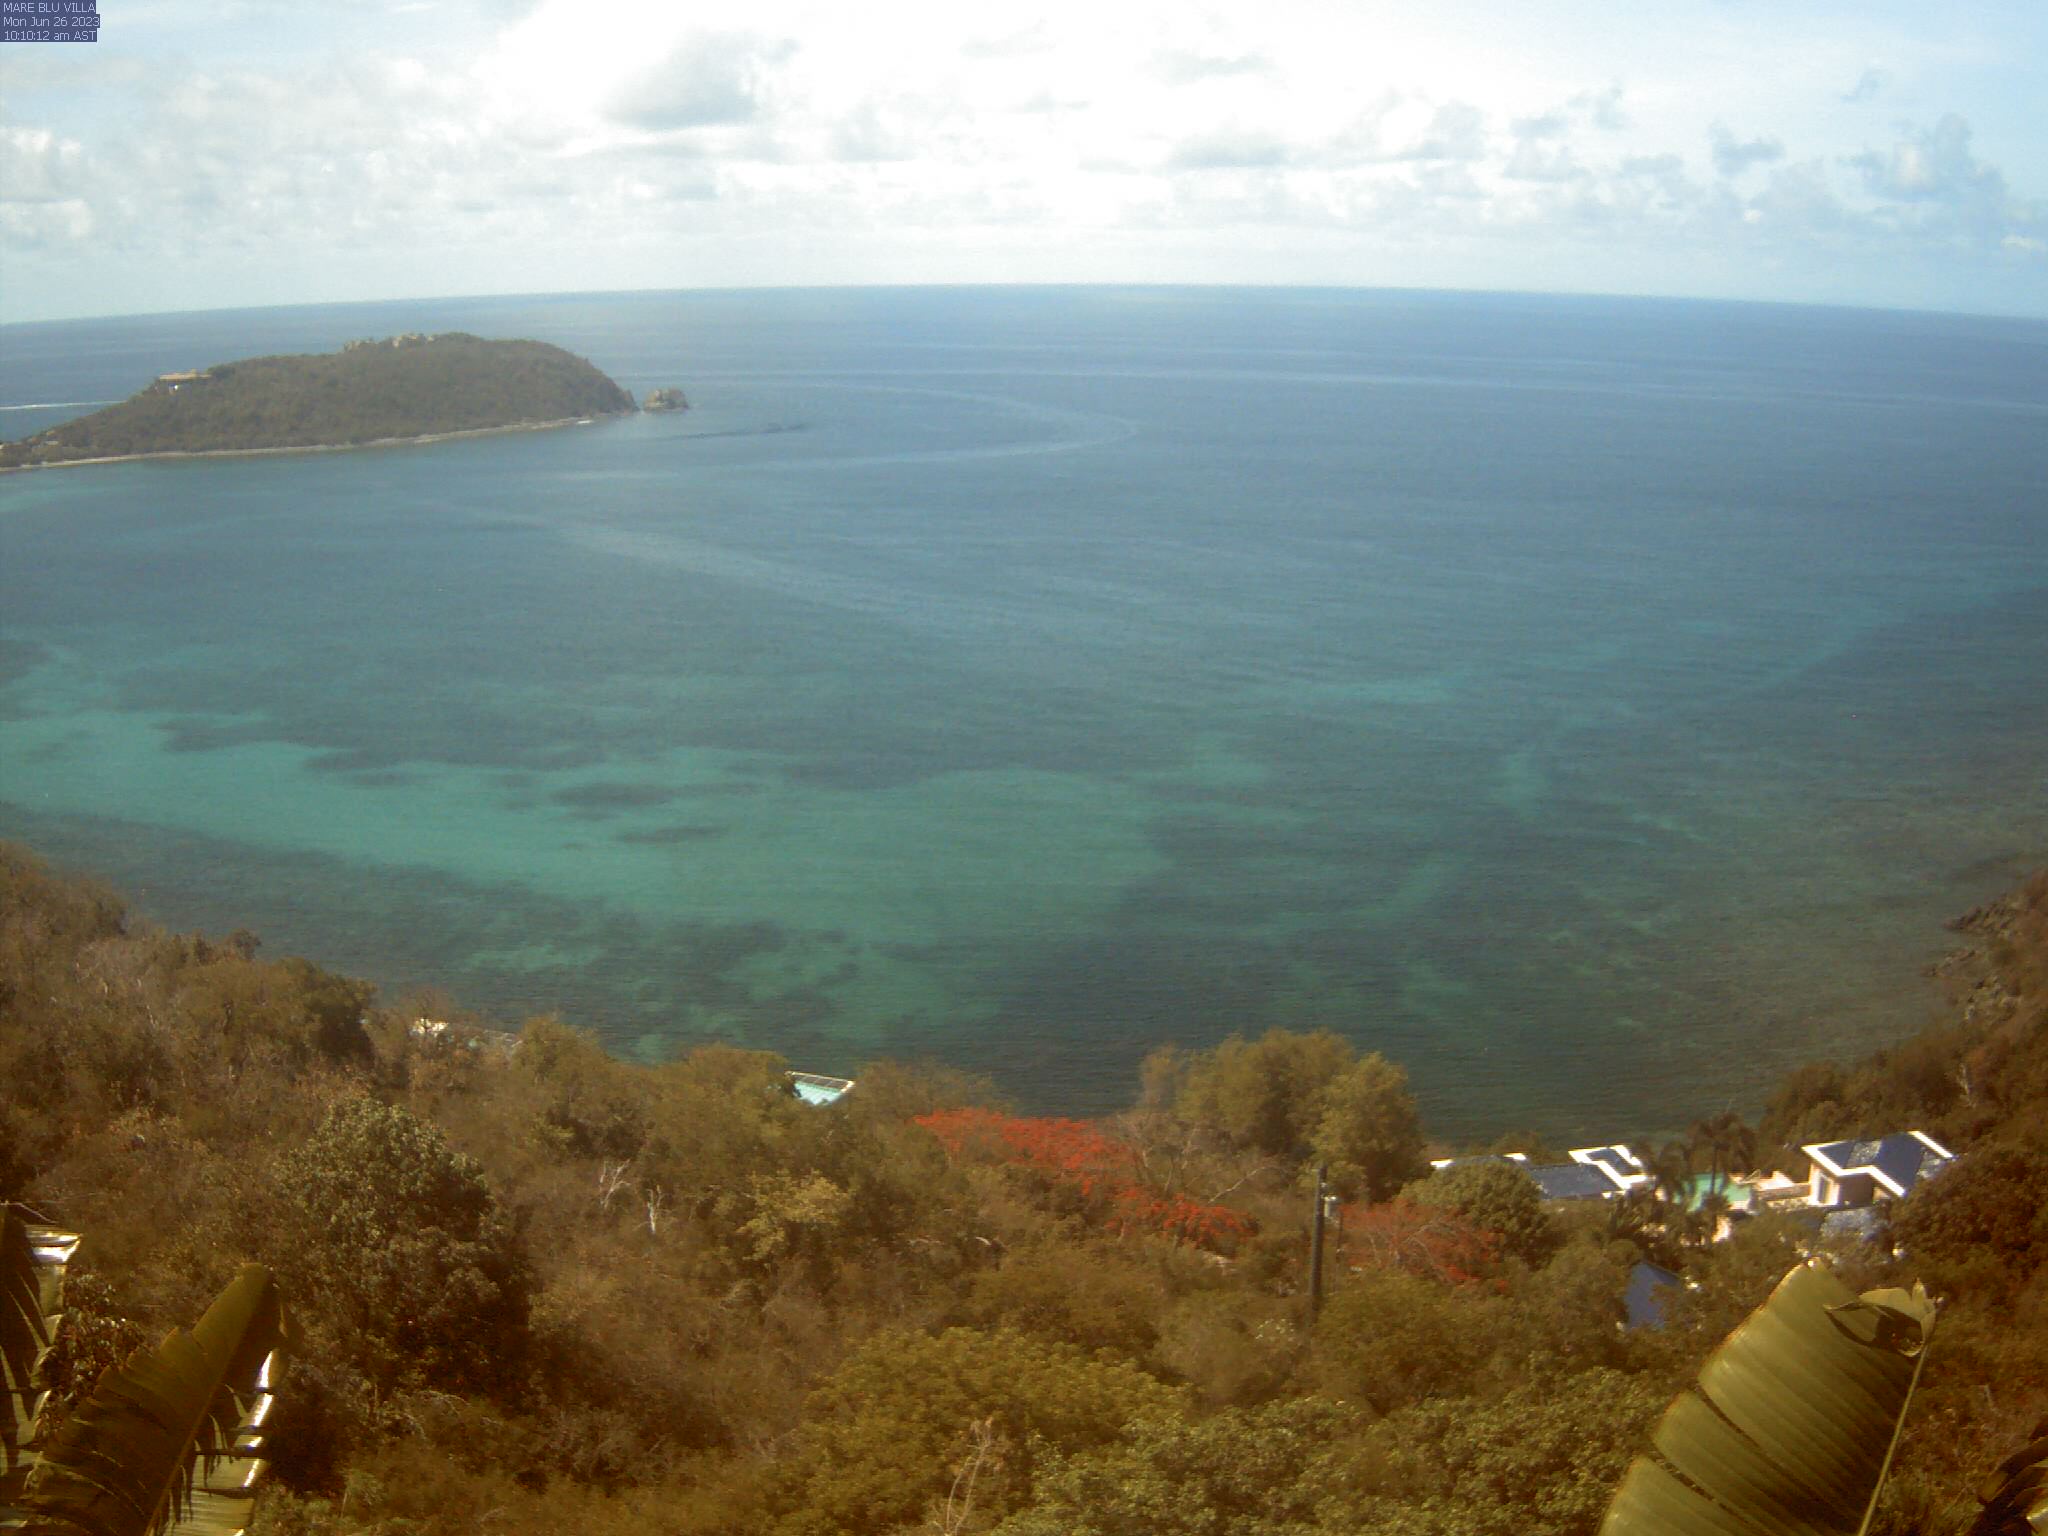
[6,278,2046,332]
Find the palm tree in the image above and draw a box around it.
[1687,1111,1758,1202]
[1606,1184,1681,1268]
[1642,1142,1723,1250]
[1649,1140,1694,1206]
[1692,1188,1732,1248]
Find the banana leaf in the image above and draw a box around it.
[1600,1258,1936,1536]
[2,1207,81,1524]
[19,1265,281,1536]
[1968,1423,2048,1536]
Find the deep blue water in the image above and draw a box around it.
[3,287,2044,1140]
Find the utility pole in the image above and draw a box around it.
[1308,1163,1328,1317]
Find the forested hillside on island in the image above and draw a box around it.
[1,841,2044,1534]
[0,334,637,468]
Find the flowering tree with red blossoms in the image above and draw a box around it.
[914,1108,1255,1251]
[1339,1198,1501,1287]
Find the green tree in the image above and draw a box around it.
[1152,1291,1300,1408]
[1758,1063,1850,1152]
[1179,1029,1353,1159]
[1350,1368,1669,1536]
[841,1057,1002,1125]
[1315,1269,1507,1412]
[1891,1145,2048,1286]
[1642,1140,1720,1250]
[955,1242,1165,1360]
[1400,1160,1557,1265]
[517,1015,651,1160]
[275,958,376,1069]
[1500,1236,1634,1376]
[1646,1140,1693,1205]
[274,1097,530,1395]
[773,1327,1184,1536]
[1310,1054,1426,1201]
[995,1397,1363,1536]
[1685,1111,1756,1199]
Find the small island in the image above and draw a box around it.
[0,332,662,470]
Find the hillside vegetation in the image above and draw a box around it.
[0,334,637,467]
[1,842,2043,1534]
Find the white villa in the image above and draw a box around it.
[1800,1131,1956,1208]
[1426,1128,1956,1232]
[1431,1144,1653,1201]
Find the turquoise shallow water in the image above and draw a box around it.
[3,288,2045,1139]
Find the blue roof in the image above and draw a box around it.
[1528,1162,1616,1201]
[1576,1147,1636,1177]
[1625,1263,1683,1329]
[1808,1134,1947,1196]
[1820,1206,1890,1243]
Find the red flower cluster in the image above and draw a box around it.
[913,1107,1132,1194]
[914,1108,1254,1251]
[1113,1188,1257,1248]
[1339,1199,1501,1287]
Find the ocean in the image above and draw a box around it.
[2,286,2044,1141]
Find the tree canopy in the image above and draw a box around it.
[2,843,2046,1536]
[0,335,636,467]
[274,1097,531,1395]
[1401,1159,1558,1265]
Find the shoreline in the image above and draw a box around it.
[0,411,625,474]
[0,828,2033,1145]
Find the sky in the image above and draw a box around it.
[1,0,2044,323]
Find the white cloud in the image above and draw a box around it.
[0,197,93,248]
[1842,113,2042,256]
[1573,84,1629,132]
[1852,114,2001,205]
[1323,99,1488,167]
[1167,127,1292,171]
[0,125,89,203]
[2,0,2044,319]
[1406,102,1487,163]
[1710,125,1785,178]
[606,32,793,131]
[1152,48,1270,86]
[1504,136,1584,184]
[829,101,920,164]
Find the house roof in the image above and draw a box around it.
[1570,1144,1651,1191]
[1428,1143,1649,1201]
[1528,1162,1620,1201]
[1819,1205,1890,1243]
[1803,1131,1955,1198]
[1625,1262,1683,1329]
